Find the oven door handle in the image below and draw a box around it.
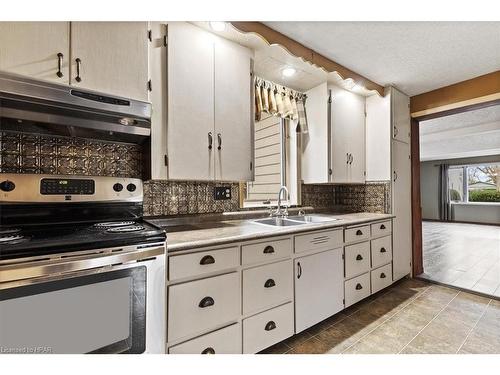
[0,246,165,284]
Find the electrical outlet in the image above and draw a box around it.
[214,186,231,200]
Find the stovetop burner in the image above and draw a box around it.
[0,228,26,244]
[94,221,136,228]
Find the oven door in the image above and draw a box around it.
[0,251,166,355]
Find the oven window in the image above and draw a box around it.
[0,267,146,354]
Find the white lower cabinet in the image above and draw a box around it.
[242,260,293,315]
[167,272,240,342]
[344,241,370,279]
[243,302,294,354]
[371,236,393,269]
[294,248,344,333]
[169,323,242,354]
[344,272,371,307]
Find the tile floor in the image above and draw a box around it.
[259,278,500,354]
[420,221,500,297]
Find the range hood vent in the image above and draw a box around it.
[0,72,152,144]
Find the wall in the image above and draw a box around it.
[420,154,500,222]
[452,203,500,224]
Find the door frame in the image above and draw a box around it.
[410,99,500,276]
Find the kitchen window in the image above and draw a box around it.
[448,163,500,203]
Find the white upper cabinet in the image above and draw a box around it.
[164,22,253,182]
[302,83,366,184]
[70,22,149,101]
[365,91,391,181]
[391,87,411,143]
[166,22,215,181]
[0,22,70,84]
[214,36,253,181]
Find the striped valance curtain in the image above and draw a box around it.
[254,77,309,133]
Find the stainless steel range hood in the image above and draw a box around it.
[0,71,152,144]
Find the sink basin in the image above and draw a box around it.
[287,215,339,223]
[253,217,306,227]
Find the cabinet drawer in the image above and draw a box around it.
[242,239,292,265]
[345,225,370,243]
[371,220,392,237]
[344,272,370,307]
[168,272,240,342]
[168,246,239,281]
[295,229,343,254]
[243,302,294,354]
[242,260,293,315]
[371,235,392,269]
[345,241,370,279]
[371,263,393,294]
[169,323,242,354]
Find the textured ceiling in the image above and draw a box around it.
[264,22,500,96]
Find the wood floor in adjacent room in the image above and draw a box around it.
[420,221,500,297]
[260,279,500,354]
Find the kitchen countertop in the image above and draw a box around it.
[148,212,394,253]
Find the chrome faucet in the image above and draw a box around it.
[272,186,290,217]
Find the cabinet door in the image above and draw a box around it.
[214,37,253,181]
[294,248,344,333]
[392,88,411,144]
[346,93,366,183]
[392,140,412,280]
[167,22,214,180]
[70,22,149,101]
[366,93,391,181]
[330,86,350,183]
[0,22,70,83]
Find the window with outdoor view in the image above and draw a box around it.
[448,163,500,203]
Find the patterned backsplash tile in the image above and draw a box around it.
[301,184,336,208]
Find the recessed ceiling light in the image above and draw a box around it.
[209,22,226,31]
[282,67,296,77]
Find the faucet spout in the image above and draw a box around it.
[275,186,290,217]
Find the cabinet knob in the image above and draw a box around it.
[356,254,363,261]
[380,273,387,279]
[265,321,276,331]
[198,296,215,308]
[263,245,275,254]
[355,283,363,290]
[199,255,215,265]
[264,279,276,288]
[380,247,387,253]
[380,224,386,230]
[56,53,64,78]
[356,229,363,236]
[201,347,215,354]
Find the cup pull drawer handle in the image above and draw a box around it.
[198,296,215,308]
[380,224,386,230]
[380,273,387,279]
[263,245,275,254]
[200,255,215,265]
[355,283,363,290]
[380,247,387,253]
[201,347,215,354]
[356,229,363,236]
[264,279,276,288]
[356,254,363,261]
[265,321,276,331]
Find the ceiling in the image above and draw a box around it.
[263,22,500,96]
[419,105,500,161]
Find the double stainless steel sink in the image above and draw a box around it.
[253,214,340,227]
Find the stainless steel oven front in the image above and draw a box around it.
[0,243,166,354]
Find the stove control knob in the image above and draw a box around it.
[127,183,137,192]
[0,180,15,192]
[113,183,123,192]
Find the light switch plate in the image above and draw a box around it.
[214,186,231,200]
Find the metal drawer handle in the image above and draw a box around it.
[297,262,302,279]
[199,255,215,265]
[57,53,64,78]
[355,283,363,290]
[346,152,350,164]
[75,58,82,82]
[217,133,222,150]
[198,296,215,308]
[394,126,399,137]
[356,229,363,236]
[264,279,276,288]
[380,247,387,253]
[201,347,215,354]
[265,321,276,331]
[356,254,363,261]
[263,245,275,254]
[380,224,386,230]
[208,132,213,150]
[380,273,387,279]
